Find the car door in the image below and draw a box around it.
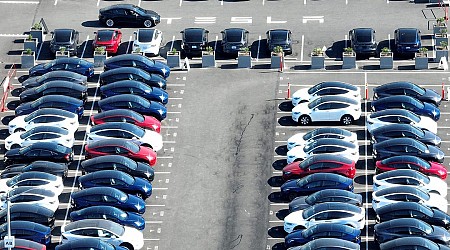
[22,133,44,147]
[114,8,129,24]
[311,103,331,122]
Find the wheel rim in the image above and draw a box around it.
[144,20,152,27]
[300,116,310,125]
[342,116,352,125]
[106,19,114,27]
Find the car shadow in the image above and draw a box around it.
[6,100,20,110]
[277,116,297,127]
[1,115,14,125]
[356,159,375,170]
[268,226,288,238]
[81,20,105,28]
[278,101,293,112]
[354,174,374,185]
[276,209,290,220]
[79,40,94,58]
[275,145,288,156]
[251,38,270,59]
[268,176,285,187]
[326,40,348,59]
[268,191,289,203]
[36,41,54,61]
[272,159,287,170]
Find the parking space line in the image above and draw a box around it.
[80,35,89,59]
[0,1,38,3]
[145,221,163,224]
[54,0,57,5]
[257,35,261,61]
[144,239,160,241]
[179,0,182,7]
[146,204,166,207]
[126,35,133,54]
[96,0,100,6]
[300,35,304,62]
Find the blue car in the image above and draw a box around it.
[98,94,167,121]
[373,81,442,106]
[290,238,361,250]
[70,205,145,230]
[78,170,152,199]
[15,95,84,118]
[0,221,51,245]
[104,54,170,79]
[29,58,94,78]
[99,67,167,89]
[380,237,450,250]
[395,28,421,54]
[284,224,361,248]
[100,80,169,104]
[280,173,354,201]
[71,187,146,214]
[371,95,440,121]
[22,70,87,89]
[56,238,128,250]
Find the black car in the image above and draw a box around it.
[376,202,450,230]
[29,58,94,78]
[103,54,170,78]
[4,142,73,165]
[374,218,450,245]
[20,81,88,103]
[81,155,154,182]
[100,80,168,104]
[284,224,361,248]
[395,28,422,54]
[372,138,444,163]
[22,71,87,89]
[1,161,68,179]
[181,28,209,55]
[0,203,55,227]
[266,29,292,54]
[221,28,249,54]
[289,189,362,212]
[99,67,167,89]
[99,4,160,28]
[371,124,441,146]
[14,94,84,118]
[374,81,442,106]
[348,28,377,56]
[49,29,80,56]
[380,237,450,250]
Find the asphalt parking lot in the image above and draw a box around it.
[1,0,450,250]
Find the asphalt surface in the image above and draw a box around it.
[0,0,450,250]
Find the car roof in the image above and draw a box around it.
[101,80,152,90]
[82,155,135,167]
[25,107,77,118]
[268,29,290,35]
[100,66,149,77]
[353,27,374,33]
[369,108,418,118]
[80,170,133,182]
[372,95,421,104]
[35,94,83,105]
[88,138,137,149]
[305,127,353,137]
[7,203,55,217]
[183,27,207,34]
[0,220,50,232]
[375,81,419,91]
[64,219,123,233]
[98,93,149,104]
[304,202,361,215]
[305,138,357,149]
[396,28,419,33]
[223,28,247,34]
[373,137,426,149]
[381,155,430,166]
[11,171,58,181]
[375,185,428,197]
[22,141,70,151]
[301,173,352,183]
[90,122,141,133]
[53,57,92,66]
[24,126,69,135]
[8,186,56,197]
[104,53,150,64]
[40,81,87,91]
[375,169,427,181]
[371,123,421,135]
[380,237,439,249]
[72,186,127,198]
[101,4,136,11]
[93,108,142,119]
[54,28,75,34]
[72,205,126,217]
[376,202,433,216]
[312,81,358,91]
[306,223,359,234]
[301,154,354,165]
[375,218,431,230]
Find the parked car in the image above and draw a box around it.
[49,29,79,56]
[374,81,442,106]
[20,81,88,103]
[348,28,377,56]
[0,239,46,250]
[84,139,157,166]
[8,108,79,134]
[0,187,59,213]
[91,109,161,133]
[395,28,422,54]
[266,29,292,54]
[133,28,163,56]
[5,126,74,150]
[71,187,146,214]
[288,238,360,250]
[104,54,170,79]
[282,154,356,180]
[81,155,154,182]
[56,238,128,250]
[22,70,87,89]
[283,202,365,233]
[0,221,51,245]
[367,109,437,134]
[29,58,94,78]
[70,206,145,230]
[1,161,68,179]
[379,237,450,250]
[93,29,122,54]
[100,80,169,104]
[221,28,249,55]
[371,95,440,121]
[375,155,447,180]
[99,67,166,89]
[292,96,361,125]
[371,124,441,146]
[99,4,160,28]
[15,95,84,118]
[280,173,354,201]
[87,122,163,151]
[287,128,357,151]
[98,94,167,121]
[0,172,63,196]
[181,28,209,55]
[289,189,362,213]
[291,81,361,106]
[4,142,73,165]
[372,138,444,163]
[0,203,55,227]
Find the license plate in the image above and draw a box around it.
[231,46,236,49]
[406,47,411,49]
[192,45,197,49]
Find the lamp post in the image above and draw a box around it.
[4,196,14,249]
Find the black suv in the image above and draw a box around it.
[348,28,377,56]
[99,4,161,28]
[221,28,249,54]
[49,29,79,56]
[181,28,209,56]
[266,29,292,55]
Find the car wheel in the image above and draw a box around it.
[136,192,143,199]
[106,19,114,27]
[14,128,25,133]
[298,115,311,126]
[341,115,354,125]
[10,144,21,149]
[143,20,153,28]
[120,243,134,250]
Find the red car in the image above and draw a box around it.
[375,155,447,180]
[93,29,122,54]
[84,139,157,166]
[282,154,356,181]
[90,109,161,133]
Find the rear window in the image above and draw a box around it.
[97,31,114,41]
[399,30,418,43]
[138,30,154,43]
[54,31,72,43]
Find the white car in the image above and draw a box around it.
[292,96,361,125]
[5,126,74,150]
[287,128,357,151]
[8,108,79,134]
[0,171,64,196]
[291,81,361,106]
[0,187,59,212]
[373,169,447,197]
[286,138,359,164]
[86,122,163,152]
[133,28,163,56]
[283,202,365,233]
[367,109,437,134]
[372,186,448,212]
[61,219,144,250]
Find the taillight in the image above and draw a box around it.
[64,154,70,161]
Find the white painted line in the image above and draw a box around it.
[146,221,163,224]
[161,126,178,129]
[304,0,306,4]
[96,0,100,6]
[0,34,28,37]
[146,204,166,207]
[54,0,57,5]
[154,171,171,174]
[126,35,133,54]
[262,0,264,5]
[36,41,43,60]
[257,35,261,61]
[0,0,38,3]
[143,239,160,241]
[270,203,288,206]
[80,35,89,59]
[169,83,186,87]
[214,35,218,52]
[179,0,182,7]
[300,35,304,62]
[269,220,283,223]
[138,0,141,7]
[344,34,348,49]
[167,111,181,114]
[169,97,183,100]
[158,156,174,159]
[221,0,223,5]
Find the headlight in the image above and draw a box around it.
[284,171,291,175]
[293,112,300,116]
[9,125,16,128]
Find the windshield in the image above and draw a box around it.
[54,31,71,43]
[184,30,203,43]
[355,30,372,42]
[97,31,114,41]
[226,32,243,42]
[138,30,154,43]
[307,98,322,109]
[270,32,287,42]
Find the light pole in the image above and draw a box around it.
[4,195,14,249]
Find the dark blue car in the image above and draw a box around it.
[284,224,361,248]
[289,189,362,212]
[29,58,94,78]
[380,237,450,250]
[280,173,354,201]
[395,28,421,54]
[22,70,87,89]
[100,80,169,104]
[104,54,170,79]
[373,138,444,163]
[70,205,145,230]
[289,238,361,250]
[371,124,441,146]
[99,67,167,89]
[56,239,128,250]
[20,81,88,103]
[78,170,152,199]
[1,161,68,179]
[71,187,146,214]
[0,221,51,245]
[371,95,440,121]
[15,95,84,118]
[374,81,442,106]
[98,94,167,121]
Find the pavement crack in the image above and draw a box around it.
[229,234,243,249]
[235,113,254,156]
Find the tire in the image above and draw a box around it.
[341,115,354,125]
[293,225,306,231]
[10,144,20,149]
[14,128,25,133]
[135,192,143,199]
[106,19,114,27]
[143,19,153,28]
[298,115,311,126]
[120,243,134,250]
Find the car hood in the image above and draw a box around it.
[281,179,299,193]
[144,9,159,17]
[428,145,444,160]
[29,64,46,76]
[19,88,37,100]
[150,87,169,104]
[429,193,449,212]
[287,146,306,163]
[292,88,310,103]
[154,61,170,78]
[284,210,305,225]
[128,194,146,214]
[136,162,155,181]
[423,88,442,104]
[149,101,166,116]
[21,77,40,88]
[121,226,144,249]
[285,229,307,245]
[127,211,146,230]
[15,102,33,116]
[5,148,21,158]
[429,225,450,243]
[135,177,152,196]
[142,130,163,152]
[292,102,311,114]
[423,102,440,120]
[423,130,442,145]
[8,116,25,130]
[433,209,450,228]
[289,196,309,212]
[5,132,22,144]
